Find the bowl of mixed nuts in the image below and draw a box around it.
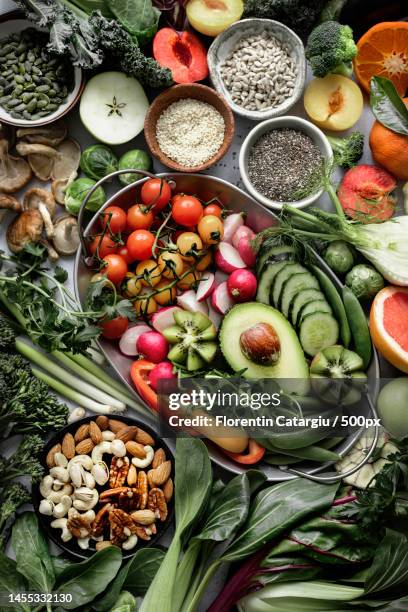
[32,416,174,560]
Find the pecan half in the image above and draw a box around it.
[137,470,148,510]
[109,508,137,545]
[92,504,113,537]
[148,487,168,522]
[99,486,132,502]
[135,523,157,540]
[118,488,140,512]
[109,456,130,488]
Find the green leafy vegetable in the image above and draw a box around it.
[108,591,137,612]
[0,435,44,484]
[365,530,408,595]
[0,484,30,549]
[371,76,408,136]
[243,0,327,38]
[80,144,119,181]
[326,132,364,170]
[65,177,107,215]
[107,0,160,44]
[0,550,30,612]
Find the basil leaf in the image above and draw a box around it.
[371,76,408,136]
[93,548,164,611]
[0,550,30,612]
[365,529,408,594]
[221,480,339,562]
[11,512,55,593]
[55,547,122,609]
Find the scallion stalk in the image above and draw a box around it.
[67,352,134,396]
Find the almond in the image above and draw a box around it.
[116,426,138,443]
[109,419,127,434]
[131,510,156,525]
[75,438,94,454]
[135,427,155,446]
[89,421,103,444]
[152,448,166,469]
[96,415,109,431]
[127,464,137,486]
[62,433,75,459]
[46,443,61,468]
[148,460,171,487]
[163,477,174,502]
[126,441,147,459]
[74,424,90,443]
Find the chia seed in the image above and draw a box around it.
[247,128,323,202]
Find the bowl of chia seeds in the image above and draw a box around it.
[239,116,333,210]
[208,19,306,121]
[0,19,84,127]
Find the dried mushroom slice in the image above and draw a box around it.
[52,214,80,256]
[16,142,59,181]
[52,138,81,181]
[7,209,43,253]
[0,139,32,193]
[16,121,67,146]
[23,188,56,239]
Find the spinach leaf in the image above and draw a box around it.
[371,76,408,136]
[11,512,55,594]
[365,529,408,595]
[55,547,122,609]
[108,591,137,612]
[107,0,160,44]
[93,548,164,610]
[51,555,72,579]
[0,550,30,612]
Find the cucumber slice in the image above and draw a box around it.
[256,244,295,276]
[300,311,339,356]
[290,288,326,327]
[298,300,332,325]
[311,265,351,347]
[79,72,149,145]
[271,263,307,308]
[256,260,289,304]
[280,272,320,316]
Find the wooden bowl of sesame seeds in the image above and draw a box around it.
[144,83,235,173]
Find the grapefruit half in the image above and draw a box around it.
[370,286,408,373]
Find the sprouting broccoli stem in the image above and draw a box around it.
[327,132,365,169]
[0,483,30,549]
[0,436,44,485]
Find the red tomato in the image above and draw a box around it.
[100,206,127,234]
[117,246,134,264]
[127,204,154,231]
[127,230,155,261]
[172,194,203,227]
[102,254,128,285]
[89,234,118,258]
[204,203,223,218]
[101,316,128,340]
[141,179,171,211]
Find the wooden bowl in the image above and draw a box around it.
[144,83,235,172]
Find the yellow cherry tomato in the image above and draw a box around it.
[177,267,201,290]
[158,251,184,279]
[196,250,213,271]
[123,272,142,297]
[154,280,177,306]
[134,293,157,316]
[197,215,224,245]
[136,259,162,287]
[176,232,203,260]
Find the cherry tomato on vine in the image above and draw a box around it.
[127,229,155,261]
[141,179,171,211]
[101,254,128,285]
[198,215,224,244]
[158,251,184,279]
[100,316,129,339]
[89,234,118,258]
[136,259,162,287]
[171,194,203,227]
[176,232,203,259]
[117,245,134,264]
[127,204,154,231]
[154,280,177,306]
[100,206,127,234]
[204,203,223,218]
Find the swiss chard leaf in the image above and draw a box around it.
[370,76,408,136]
[11,513,55,594]
[365,529,408,595]
[0,550,30,612]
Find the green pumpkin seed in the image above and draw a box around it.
[47,103,58,111]
[14,74,25,84]
[26,98,37,112]
[13,102,26,112]
[22,92,34,103]
[6,98,20,108]
[48,88,56,98]
[0,95,10,105]
[13,85,23,96]
[12,65,19,74]
[36,99,48,110]
[24,83,35,91]
[22,110,32,120]
[36,84,50,93]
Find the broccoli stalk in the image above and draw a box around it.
[305,21,357,77]
[327,132,364,169]
[0,483,30,549]
[0,435,44,485]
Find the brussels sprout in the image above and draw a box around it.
[80,144,119,180]
[118,149,152,186]
[109,591,137,612]
[345,264,384,301]
[64,177,106,216]
[323,240,355,275]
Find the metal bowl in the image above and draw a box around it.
[74,173,380,482]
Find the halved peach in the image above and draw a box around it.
[186,0,244,37]
[304,74,363,131]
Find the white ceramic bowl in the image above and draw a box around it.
[0,19,84,127]
[208,18,306,121]
[239,116,333,211]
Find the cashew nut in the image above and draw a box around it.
[73,489,99,511]
[67,508,96,523]
[111,439,126,457]
[52,481,63,491]
[67,407,86,424]
[39,499,54,516]
[92,441,112,463]
[40,475,54,498]
[54,452,68,468]
[92,461,109,486]
[68,455,94,471]
[132,445,154,468]
[69,462,83,488]
[78,537,90,550]
[47,484,73,503]
[122,534,138,550]
[49,466,70,483]
[53,495,72,518]
[102,430,115,441]
[51,518,72,542]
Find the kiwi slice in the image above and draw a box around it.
[310,345,367,405]
[163,311,218,372]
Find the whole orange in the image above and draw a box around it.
[369,98,408,180]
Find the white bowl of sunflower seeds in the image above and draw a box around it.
[208,18,306,121]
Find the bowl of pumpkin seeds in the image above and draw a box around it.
[0,20,84,127]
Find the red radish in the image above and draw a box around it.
[223,213,244,243]
[119,324,151,356]
[206,299,222,329]
[148,361,176,392]
[237,235,256,267]
[215,242,246,273]
[196,272,215,302]
[232,225,255,249]
[211,282,235,314]
[177,290,208,314]
[152,306,182,333]
[136,331,169,363]
[227,269,257,302]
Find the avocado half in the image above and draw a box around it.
[220,303,310,394]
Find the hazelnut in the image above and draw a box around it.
[239,323,281,366]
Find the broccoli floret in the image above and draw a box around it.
[305,21,357,77]
[327,132,364,169]
[243,0,326,38]
[0,313,17,351]
[0,435,44,485]
[0,483,30,549]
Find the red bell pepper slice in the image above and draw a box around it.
[222,439,265,464]
[130,359,157,412]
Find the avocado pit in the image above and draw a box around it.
[239,322,281,366]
